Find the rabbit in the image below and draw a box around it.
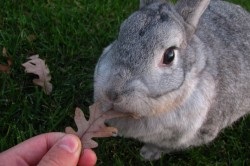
[93,0,250,160]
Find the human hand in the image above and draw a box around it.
[0,132,97,166]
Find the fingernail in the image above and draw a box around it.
[59,135,79,153]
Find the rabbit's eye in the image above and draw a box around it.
[163,47,175,65]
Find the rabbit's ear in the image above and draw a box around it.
[176,0,210,38]
[140,0,164,8]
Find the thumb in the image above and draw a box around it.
[38,134,81,166]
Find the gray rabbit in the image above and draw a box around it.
[94,0,250,160]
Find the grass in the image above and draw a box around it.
[0,0,249,165]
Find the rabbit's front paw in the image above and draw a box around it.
[140,144,163,160]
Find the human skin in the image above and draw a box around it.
[0,132,97,166]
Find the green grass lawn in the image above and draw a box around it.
[0,0,249,165]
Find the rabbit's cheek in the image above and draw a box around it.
[151,95,185,115]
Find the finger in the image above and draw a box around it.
[37,134,81,166]
[0,132,66,166]
[77,149,97,166]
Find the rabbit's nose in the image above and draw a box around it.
[106,90,122,103]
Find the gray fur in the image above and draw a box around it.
[94,0,250,160]
[176,0,211,38]
[140,0,165,8]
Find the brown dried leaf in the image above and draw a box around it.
[65,103,128,149]
[22,55,52,95]
[0,60,12,73]
[2,47,7,57]
[0,48,12,73]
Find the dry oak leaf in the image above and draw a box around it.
[2,47,7,57]
[65,103,128,149]
[0,58,12,73]
[22,55,52,95]
[0,47,12,73]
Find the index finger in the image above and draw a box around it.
[0,132,66,166]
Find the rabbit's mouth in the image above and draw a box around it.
[112,105,142,119]
[98,99,142,119]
